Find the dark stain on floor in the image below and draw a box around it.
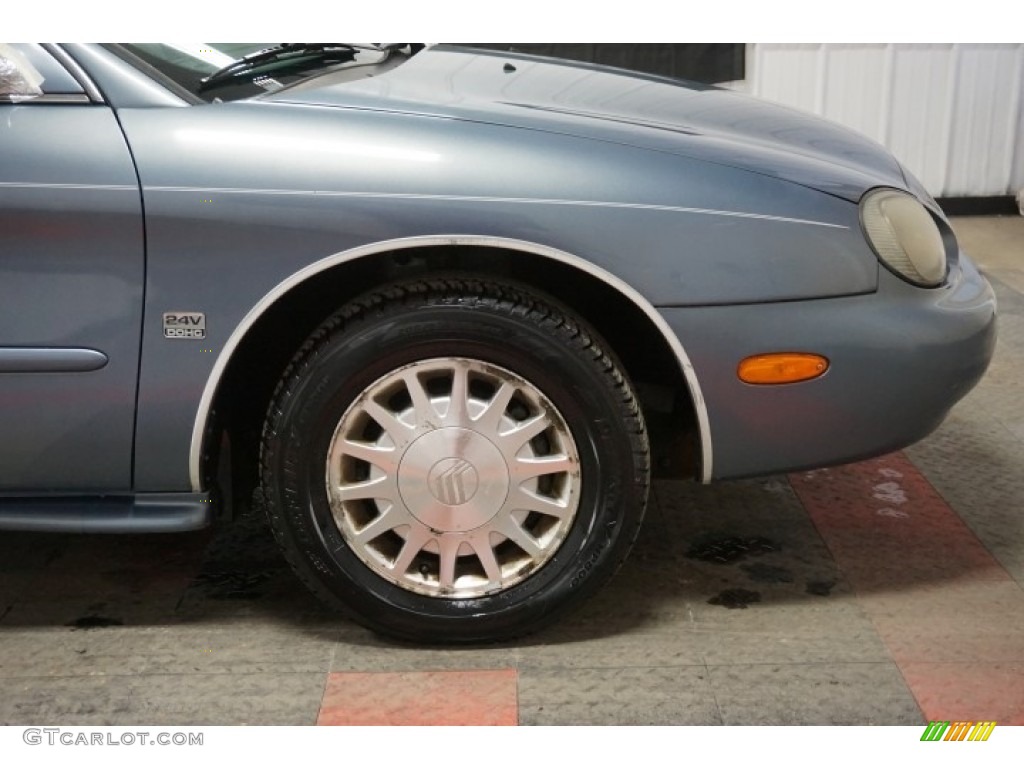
[741,562,795,584]
[67,615,124,630]
[708,588,762,609]
[687,536,779,564]
[806,579,838,597]
[190,569,273,600]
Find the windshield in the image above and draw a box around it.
[113,43,421,103]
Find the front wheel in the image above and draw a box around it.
[260,277,649,642]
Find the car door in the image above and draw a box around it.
[0,44,143,491]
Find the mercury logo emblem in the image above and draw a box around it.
[428,458,479,506]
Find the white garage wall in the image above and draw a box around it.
[742,43,1024,198]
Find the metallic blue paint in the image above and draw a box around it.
[0,43,997,529]
[0,104,143,492]
[274,44,906,203]
[664,254,996,479]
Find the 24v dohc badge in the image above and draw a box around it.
[163,312,206,339]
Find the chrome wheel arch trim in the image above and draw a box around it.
[188,235,714,490]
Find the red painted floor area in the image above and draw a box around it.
[791,452,1024,725]
[317,669,518,725]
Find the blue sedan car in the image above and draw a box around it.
[0,43,996,641]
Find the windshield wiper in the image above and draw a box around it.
[198,43,364,93]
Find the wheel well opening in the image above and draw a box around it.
[204,245,701,508]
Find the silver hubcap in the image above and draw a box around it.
[326,358,581,598]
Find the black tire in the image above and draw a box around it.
[260,276,649,643]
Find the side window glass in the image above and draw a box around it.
[0,44,44,100]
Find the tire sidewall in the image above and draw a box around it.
[265,294,643,640]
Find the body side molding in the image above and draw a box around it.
[0,347,108,373]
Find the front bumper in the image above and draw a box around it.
[661,253,997,480]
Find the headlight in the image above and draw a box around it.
[860,188,947,287]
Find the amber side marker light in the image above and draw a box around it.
[738,353,830,385]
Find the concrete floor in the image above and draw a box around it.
[0,216,1021,726]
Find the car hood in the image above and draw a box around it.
[264,45,907,203]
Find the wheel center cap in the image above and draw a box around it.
[398,428,510,533]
